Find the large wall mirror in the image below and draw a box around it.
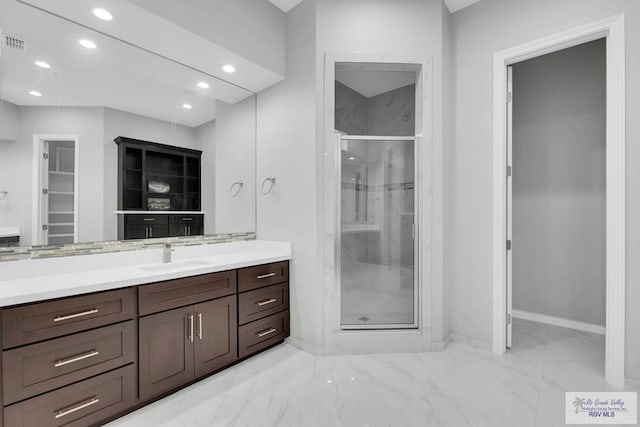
[0,0,256,247]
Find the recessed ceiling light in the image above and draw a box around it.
[34,60,50,69]
[197,82,210,89]
[182,104,193,110]
[79,39,97,49]
[222,64,236,73]
[92,8,113,21]
[349,157,355,160]
[29,91,42,97]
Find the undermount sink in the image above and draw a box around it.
[139,259,210,273]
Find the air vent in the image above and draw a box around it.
[3,34,26,51]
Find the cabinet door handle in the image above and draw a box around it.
[197,312,203,340]
[150,227,153,238]
[54,350,100,368]
[257,298,277,307]
[188,314,194,342]
[54,396,100,419]
[257,327,277,338]
[53,308,99,322]
[257,272,276,279]
[184,225,188,236]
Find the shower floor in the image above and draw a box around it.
[341,261,414,326]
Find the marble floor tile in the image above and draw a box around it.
[109,320,637,427]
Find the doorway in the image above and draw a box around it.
[32,135,79,246]
[492,15,626,388]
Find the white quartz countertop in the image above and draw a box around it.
[0,226,19,238]
[0,240,291,307]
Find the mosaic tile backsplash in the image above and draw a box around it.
[0,233,256,262]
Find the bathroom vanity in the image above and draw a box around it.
[0,241,291,426]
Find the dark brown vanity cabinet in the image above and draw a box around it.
[237,261,290,358]
[115,137,204,240]
[138,271,238,401]
[138,298,237,401]
[0,260,289,426]
[1,289,137,427]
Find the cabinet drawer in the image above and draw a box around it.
[238,283,289,325]
[238,261,289,292]
[3,321,136,405]
[139,270,237,316]
[2,288,136,349]
[170,214,203,225]
[4,364,135,427]
[238,310,290,358]
[124,214,168,225]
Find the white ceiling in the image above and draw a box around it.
[336,62,419,98]
[267,0,302,12]
[444,0,481,13]
[0,0,255,127]
[267,0,481,14]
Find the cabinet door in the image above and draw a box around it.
[125,224,169,239]
[139,307,194,401]
[169,215,203,237]
[194,296,237,378]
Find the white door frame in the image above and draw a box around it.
[32,134,80,245]
[491,14,626,388]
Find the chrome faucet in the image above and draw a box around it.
[162,242,173,263]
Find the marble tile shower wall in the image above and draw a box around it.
[0,232,256,262]
[334,82,415,137]
[366,83,415,137]
[335,81,368,135]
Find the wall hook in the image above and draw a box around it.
[261,177,276,195]
[230,181,244,197]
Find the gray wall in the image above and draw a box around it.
[0,99,19,142]
[512,39,606,326]
[194,119,216,234]
[449,0,640,378]
[257,0,321,349]
[214,98,256,234]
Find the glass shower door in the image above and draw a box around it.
[340,136,416,328]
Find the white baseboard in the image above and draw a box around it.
[449,332,492,352]
[512,309,606,335]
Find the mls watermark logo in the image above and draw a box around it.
[566,392,637,424]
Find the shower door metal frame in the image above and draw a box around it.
[337,134,420,330]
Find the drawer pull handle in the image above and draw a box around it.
[54,396,100,419]
[182,218,193,221]
[257,327,277,338]
[257,298,278,307]
[197,312,203,340]
[143,218,156,221]
[53,308,99,322]
[257,272,276,279]
[188,314,194,342]
[54,350,100,368]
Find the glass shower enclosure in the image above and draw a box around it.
[336,62,419,329]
